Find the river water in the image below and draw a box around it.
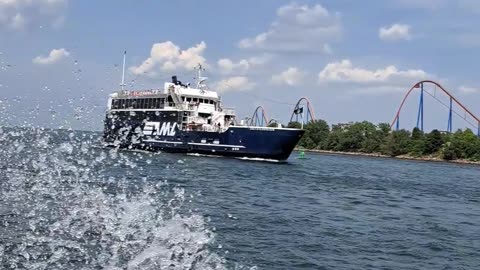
[0,127,479,269]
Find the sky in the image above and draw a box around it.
[1,0,480,132]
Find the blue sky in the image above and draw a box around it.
[1,0,480,131]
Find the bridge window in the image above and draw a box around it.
[111,98,168,110]
[112,99,119,109]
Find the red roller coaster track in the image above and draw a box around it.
[249,105,269,126]
[289,97,316,123]
[390,80,480,130]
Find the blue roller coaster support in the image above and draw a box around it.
[396,116,400,131]
[447,97,453,133]
[416,83,424,131]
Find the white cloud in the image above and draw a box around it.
[214,76,255,93]
[32,48,70,65]
[130,41,207,77]
[318,60,430,94]
[271,67,305,86]
[217,58,250,75]
[238,3,341,53]
[0,0,67,30]
[217,54,270,75]
[247,54,271,65]
[458,86,479,94]
[379,24,412,42]
[345,86,408,95]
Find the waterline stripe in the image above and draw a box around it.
[187,142,245,148]
[143,140,183,144]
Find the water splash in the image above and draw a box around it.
[0,127,230,269]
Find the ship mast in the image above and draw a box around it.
[120,51,127,90]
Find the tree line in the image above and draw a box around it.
[285,120,480,161]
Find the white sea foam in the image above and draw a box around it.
[236,157,282,163]
[0,128,231,269]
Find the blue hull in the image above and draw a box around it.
[103,111,304,160]
[145,127,303,160]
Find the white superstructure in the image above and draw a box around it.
[108,64,236,132]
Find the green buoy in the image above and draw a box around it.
[298,151,306,159]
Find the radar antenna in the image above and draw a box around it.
[195,63,208,89]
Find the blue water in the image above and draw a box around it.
[1,128,479,269]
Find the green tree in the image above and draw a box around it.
[302,120,330,149]
[267,121,279,128]
[361,121,386,153]
[377,123,391,138]
[410,127,425,156]
[471,139,480,161]
[449,129,479,160]
[287,121,302,129]
[423,129,444,155]
[338,122,365,152]
[442,141,457,160]
[382,130,411,157]
[324,124,343,151]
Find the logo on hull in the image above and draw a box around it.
[143,122,178,136]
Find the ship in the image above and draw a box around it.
[102,61,304,161]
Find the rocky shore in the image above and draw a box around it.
[295,148,480,166]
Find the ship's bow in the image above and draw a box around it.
[229,127,305,161]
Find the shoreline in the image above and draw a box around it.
[294,148,480,166]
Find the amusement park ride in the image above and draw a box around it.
[249,97,316,128]
[252,80,479,136]
[390,80,480,136]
